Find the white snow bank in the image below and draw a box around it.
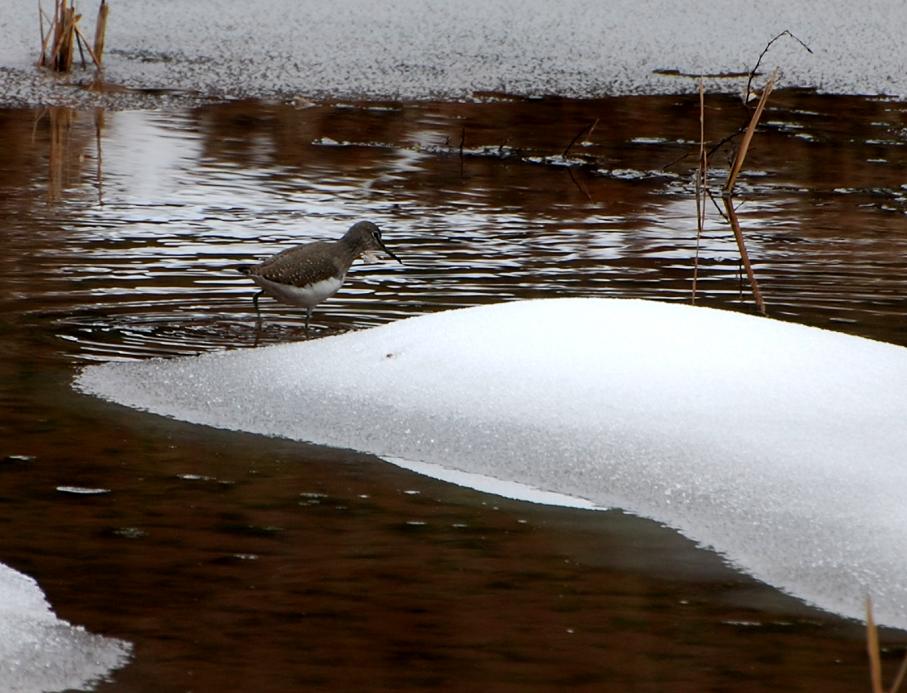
[76,299,907,628]
[0,562,131,692]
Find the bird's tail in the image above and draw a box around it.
[236,264,254,275]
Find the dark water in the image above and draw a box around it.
[2,91,907,691]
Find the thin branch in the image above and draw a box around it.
[705,187,728,221]
[662,124,747,172]
[744,30,812,105]
[707,124,748,159]
[75,18,88,68]
[73,22,102,69]
[567,166,593,202]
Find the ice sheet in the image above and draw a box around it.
[2,0,906,104]
[0,562,131,693]
[77,298,907,628]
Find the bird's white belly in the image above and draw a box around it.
[253,275,344,308]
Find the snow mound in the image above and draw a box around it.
[76,299,907,628]
[0,562,131,692]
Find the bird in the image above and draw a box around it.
[237,220,402,336]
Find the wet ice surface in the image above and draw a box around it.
[0,563,131,693]
[2,0,907,105]
[77,298,907,629]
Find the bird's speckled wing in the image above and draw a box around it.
[252,241,347,287]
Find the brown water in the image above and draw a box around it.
[2,91,907,691]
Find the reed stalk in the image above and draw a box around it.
[891,654,907,693]
[724,68,777,195]
[48,1,74,72]
[867,598,884,693]
[38,0,107,74]
[722,196,765,314]
[93,0,108,65]
[692,78,705,304]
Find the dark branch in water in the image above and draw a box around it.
[705,187,728,221]
[662,122,747,171]
[562,118,599,159]
[567,166,593,202]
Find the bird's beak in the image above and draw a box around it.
[377,237,403,264]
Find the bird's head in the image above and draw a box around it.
[347,221,403,264]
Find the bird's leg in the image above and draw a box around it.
[252,291,264,324]
[252,291,264,346]
[304,307,312,338]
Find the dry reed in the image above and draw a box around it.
[93,0,108,65]
[38,0,107,75]
[865,597,907,693]
[716,69,778,315]
[458,126,465,178]
[692,78,705,304]
[724,68,777,195]
[868,597,885,693]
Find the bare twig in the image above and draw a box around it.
[744,30,812,105]
[705,187,728,221]
[73,23,102,68]
[563,118,599,159]
[707,124,748,160]
[662,123,747,172]
[75,18,88,68]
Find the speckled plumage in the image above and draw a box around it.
[238,220,401,335]
[249,240,352,288]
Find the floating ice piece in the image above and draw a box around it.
[0,562,131,692]
[76,298,907,628]
[55,486,111,495]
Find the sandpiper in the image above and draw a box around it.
[238,220,402,335]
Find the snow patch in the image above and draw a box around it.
[0,562,131,692]
[76,298,907,628]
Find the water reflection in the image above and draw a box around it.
[2,92,907,690]
[12,97,905,356]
